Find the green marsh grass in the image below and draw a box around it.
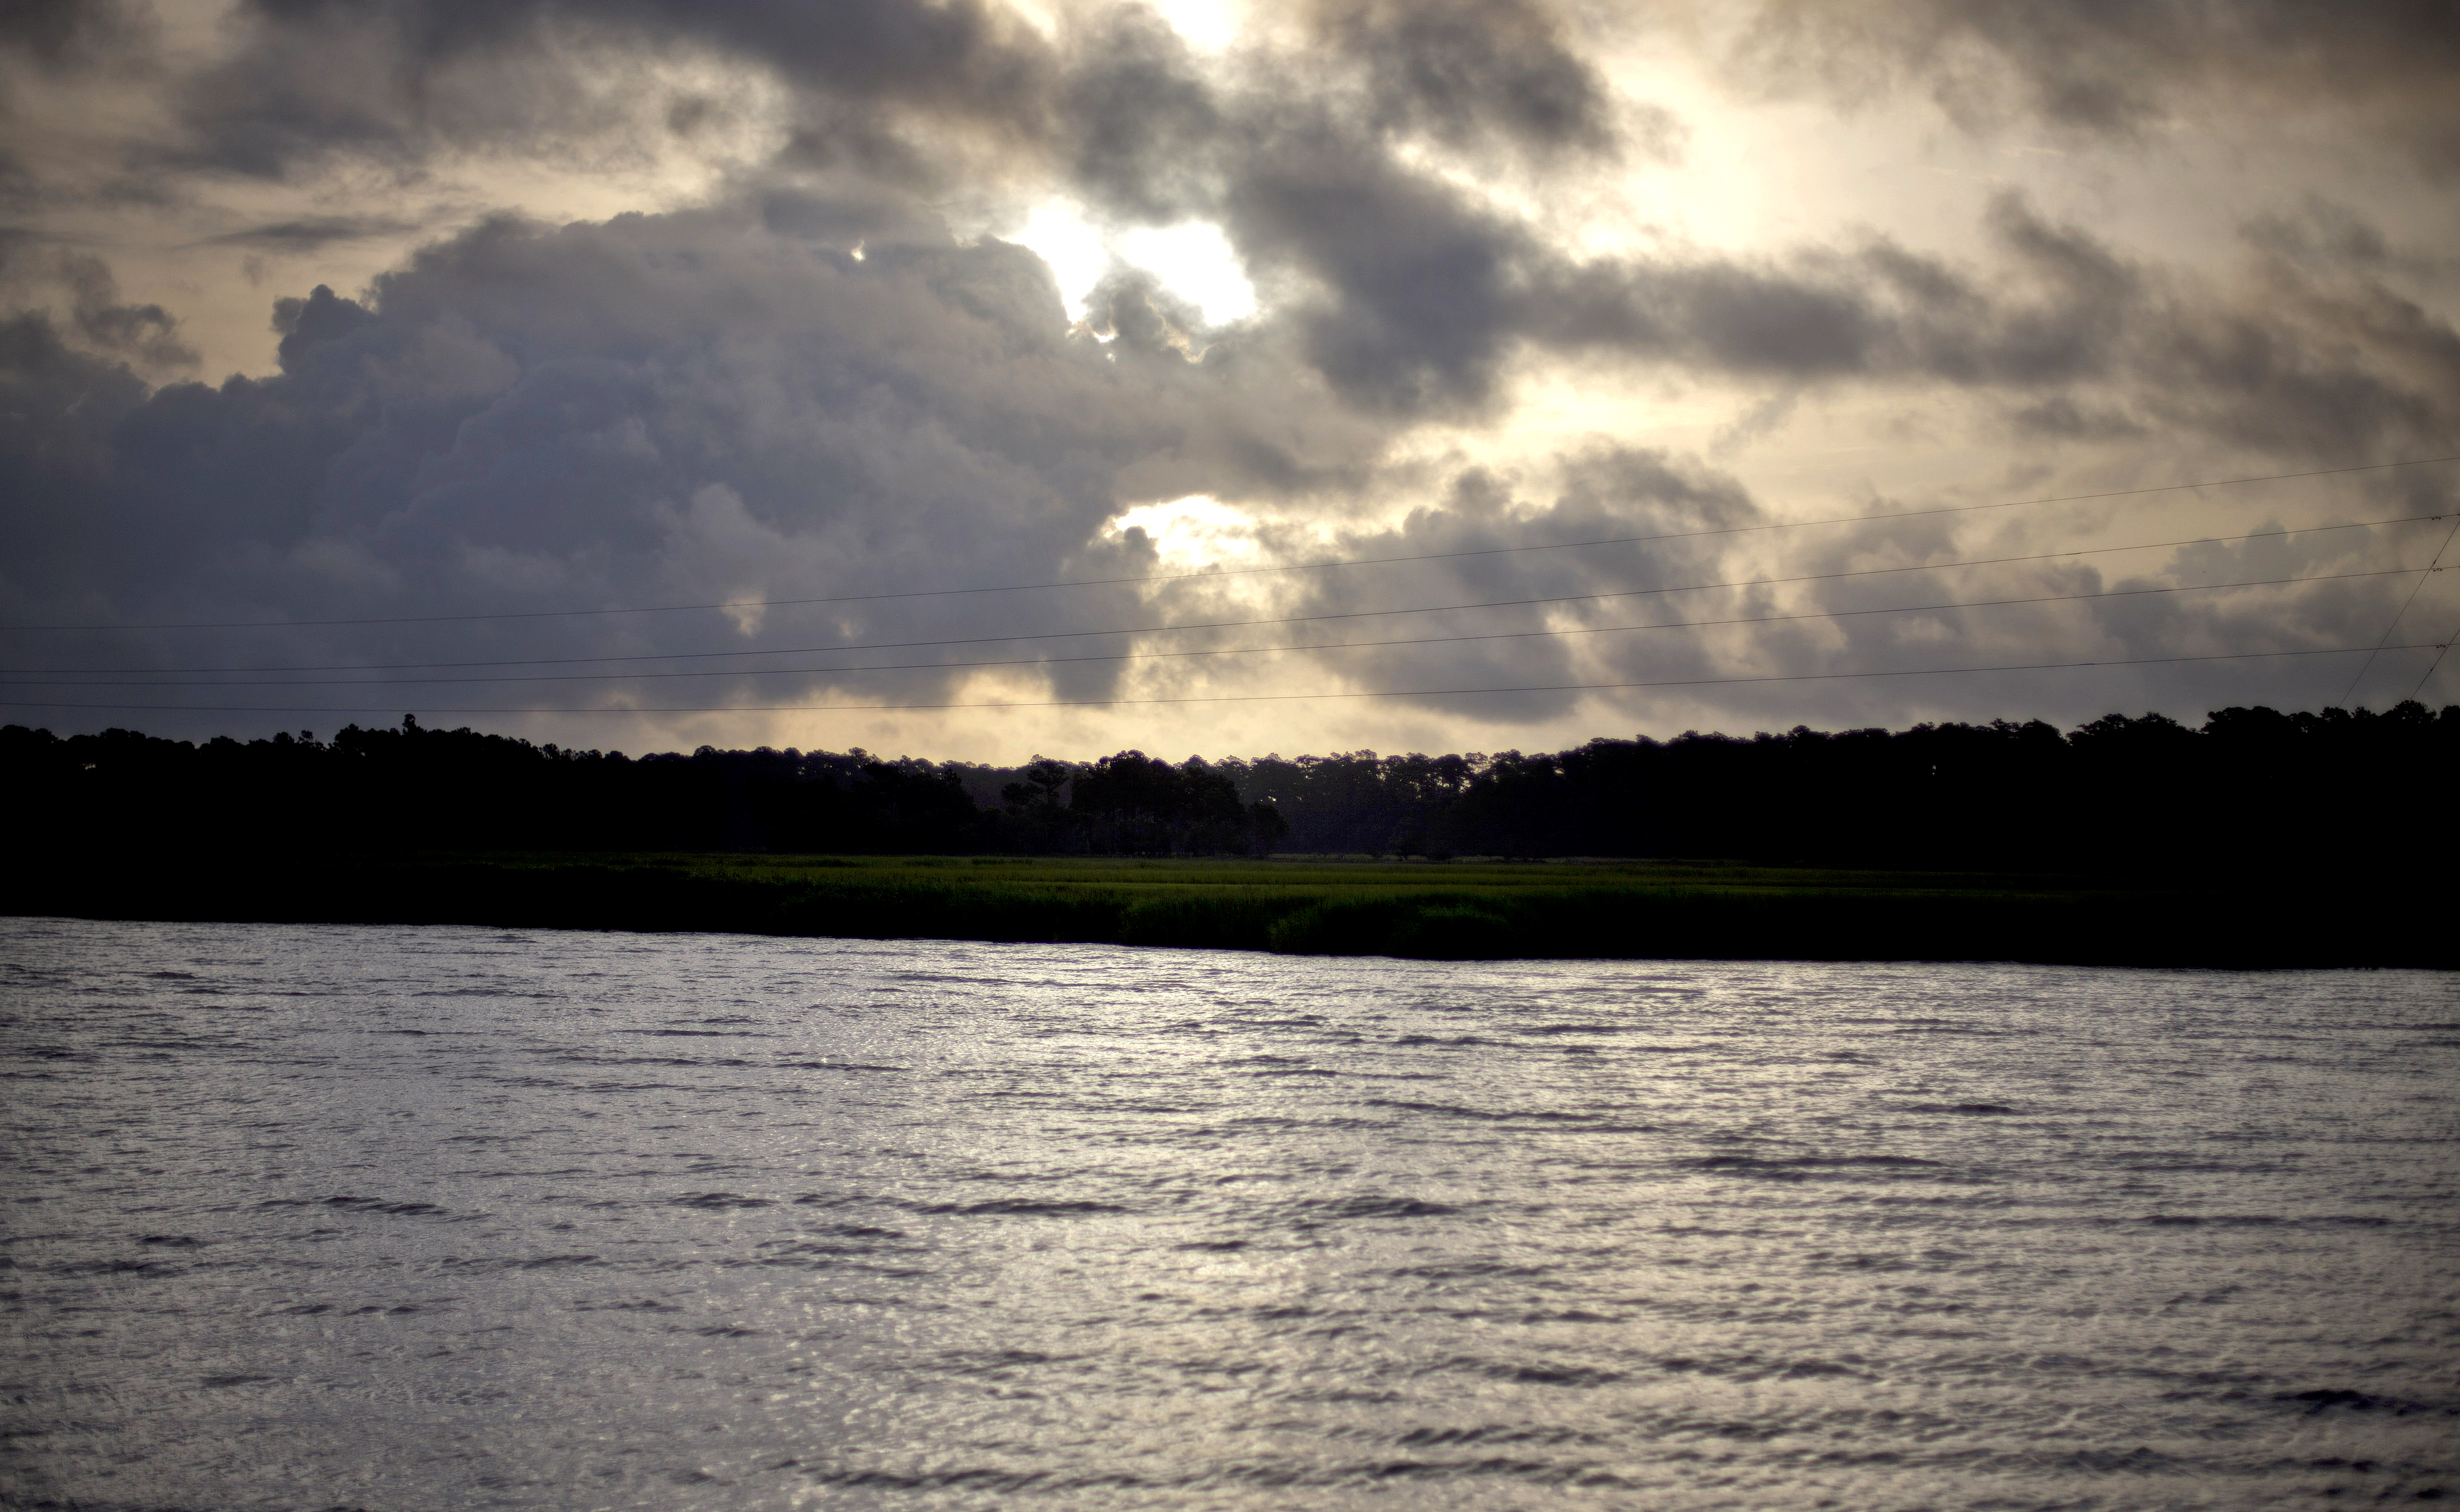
[10,851,2446,966]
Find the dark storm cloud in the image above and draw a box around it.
[4,0,2452,740]
[168,0,1062,180]
[1056,5,1224,222]
[188,214,430,252]
[1042,2,1632,412]
[78,0,1622,416]
[0,0,148,72]
[0,245,196,373]
[170,5,640,179]
[58,252,196,370]
[24,0,2454,457]
[1526,196,2132,386]
[1227,120,1535,412]
[1730,0,2460,176]
[1194,434,2450,736]
[1306,0,1622,160]
[1070,51,2459,452]
[1088,444,1776,726]
[0,193,1396,724]
[1048,0,1656,266]
[2,188,2441,736]
[1524,194,2460,464]
[166,0,1624,184]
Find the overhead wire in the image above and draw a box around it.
[6,467,2450,723]
[0,565,2422,690]
[2337,514,2460,705]
[2404,632,2456,702]
[4,454,2456,634]
[4,512,2448,679]
[2,644,2440,716]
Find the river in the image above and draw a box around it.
[2,916,2454,1508]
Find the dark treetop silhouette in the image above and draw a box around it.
[4,700,2452,872]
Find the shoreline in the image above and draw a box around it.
[8,853,2450,970]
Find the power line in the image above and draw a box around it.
[2406,625,2458,702]
[2,644,2438,716]
[2338,516,2459,706]
[0,566,2417,690]
[6,512,2445,677]
[6,455,2455,634]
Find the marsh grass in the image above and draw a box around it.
[9,850,2444,966]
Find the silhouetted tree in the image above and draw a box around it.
[6,702,2453,878]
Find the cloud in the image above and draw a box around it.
[2,0,2452,750]
[1306,0,1623,161]
[1055,4,1224,222]
[146,0,1665,427]
[5,174,2450,742]
[188,214,430,252]
[0,246,198,372]
[0,0,149,74]
[58,252,197,370]
[1727,0,2460,176]
[164,0,1634,188]
[164,0,1060,181]
[0,192,1398,724]
[1524,194,2460,466]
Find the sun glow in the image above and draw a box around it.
[1008,201,1258,327]
[1104,494,1270,574]
[1115,220,1256,324]
[1145,0,1245,52]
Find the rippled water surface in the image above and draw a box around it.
[2,918,2455,1510]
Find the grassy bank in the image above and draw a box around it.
[6,852,2448,968]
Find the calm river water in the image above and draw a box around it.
[2,917,2454,1510]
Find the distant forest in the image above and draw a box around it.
[8,700,2453,876]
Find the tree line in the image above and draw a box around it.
[4,700,2453,874]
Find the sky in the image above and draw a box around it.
[3,0,2457,762]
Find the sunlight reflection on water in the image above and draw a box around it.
[2,918,2454,1510]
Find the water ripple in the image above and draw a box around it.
[0,918,2452,1510]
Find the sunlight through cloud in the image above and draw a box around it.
[1106,494,1270,575]
[1010,202,1256,327]
[1116,220,1256,325]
